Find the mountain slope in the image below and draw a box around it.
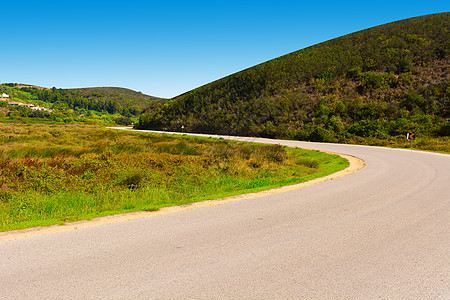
[3,84,162,116]
[67,87,161,110]
[137,13,449,142]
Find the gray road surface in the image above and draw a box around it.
[1,130,449,299]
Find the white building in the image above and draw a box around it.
[0,93,9,101]
[31,106,51,112]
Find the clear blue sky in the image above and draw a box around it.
[1,1,448,98]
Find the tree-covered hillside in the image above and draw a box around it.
[2,84,161,116]
[68,87,161,111]
[137,13,449,145]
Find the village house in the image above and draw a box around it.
[0,93,9,101]
[31,106,50,111]
[7,100,52,112]
[20,103,34,108]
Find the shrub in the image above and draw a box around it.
[115,116,133,126]
[308,126,335,142]
[361,71,398,92]
[348,119,388,138]
[298,158,320,169]
[118,173,145,190]
[437,121,450,136]
[262,144,286,163]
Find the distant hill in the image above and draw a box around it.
[137,13,449,142]
[2,84,162,116]
[2,83,49,90]
[67,87,162,110]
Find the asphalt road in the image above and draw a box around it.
[1,130,449,299]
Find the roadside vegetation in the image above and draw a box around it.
[0,124,348,231]
[136,13,449,152]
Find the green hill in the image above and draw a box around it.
[136,13,449,147]
[2,84,162,116]
[67,87,161,110]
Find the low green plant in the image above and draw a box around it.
[0,124,348,231]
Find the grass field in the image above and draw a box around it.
[0,124,348,231]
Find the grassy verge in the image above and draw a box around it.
[345,135,450,154]
[0,124,348,231]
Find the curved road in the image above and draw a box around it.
[1,130,449,299]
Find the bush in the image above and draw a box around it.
[361,71,398,91]
[437,121,450,136]
[348,120,388,138]
[118,173,145,190]
[115,116,133,126]
[298,158,320,168]
[308,126,335,142]
[262,144,286,163]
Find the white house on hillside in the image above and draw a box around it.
[0,93,9,101]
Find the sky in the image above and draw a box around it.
[1,1,448,98]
